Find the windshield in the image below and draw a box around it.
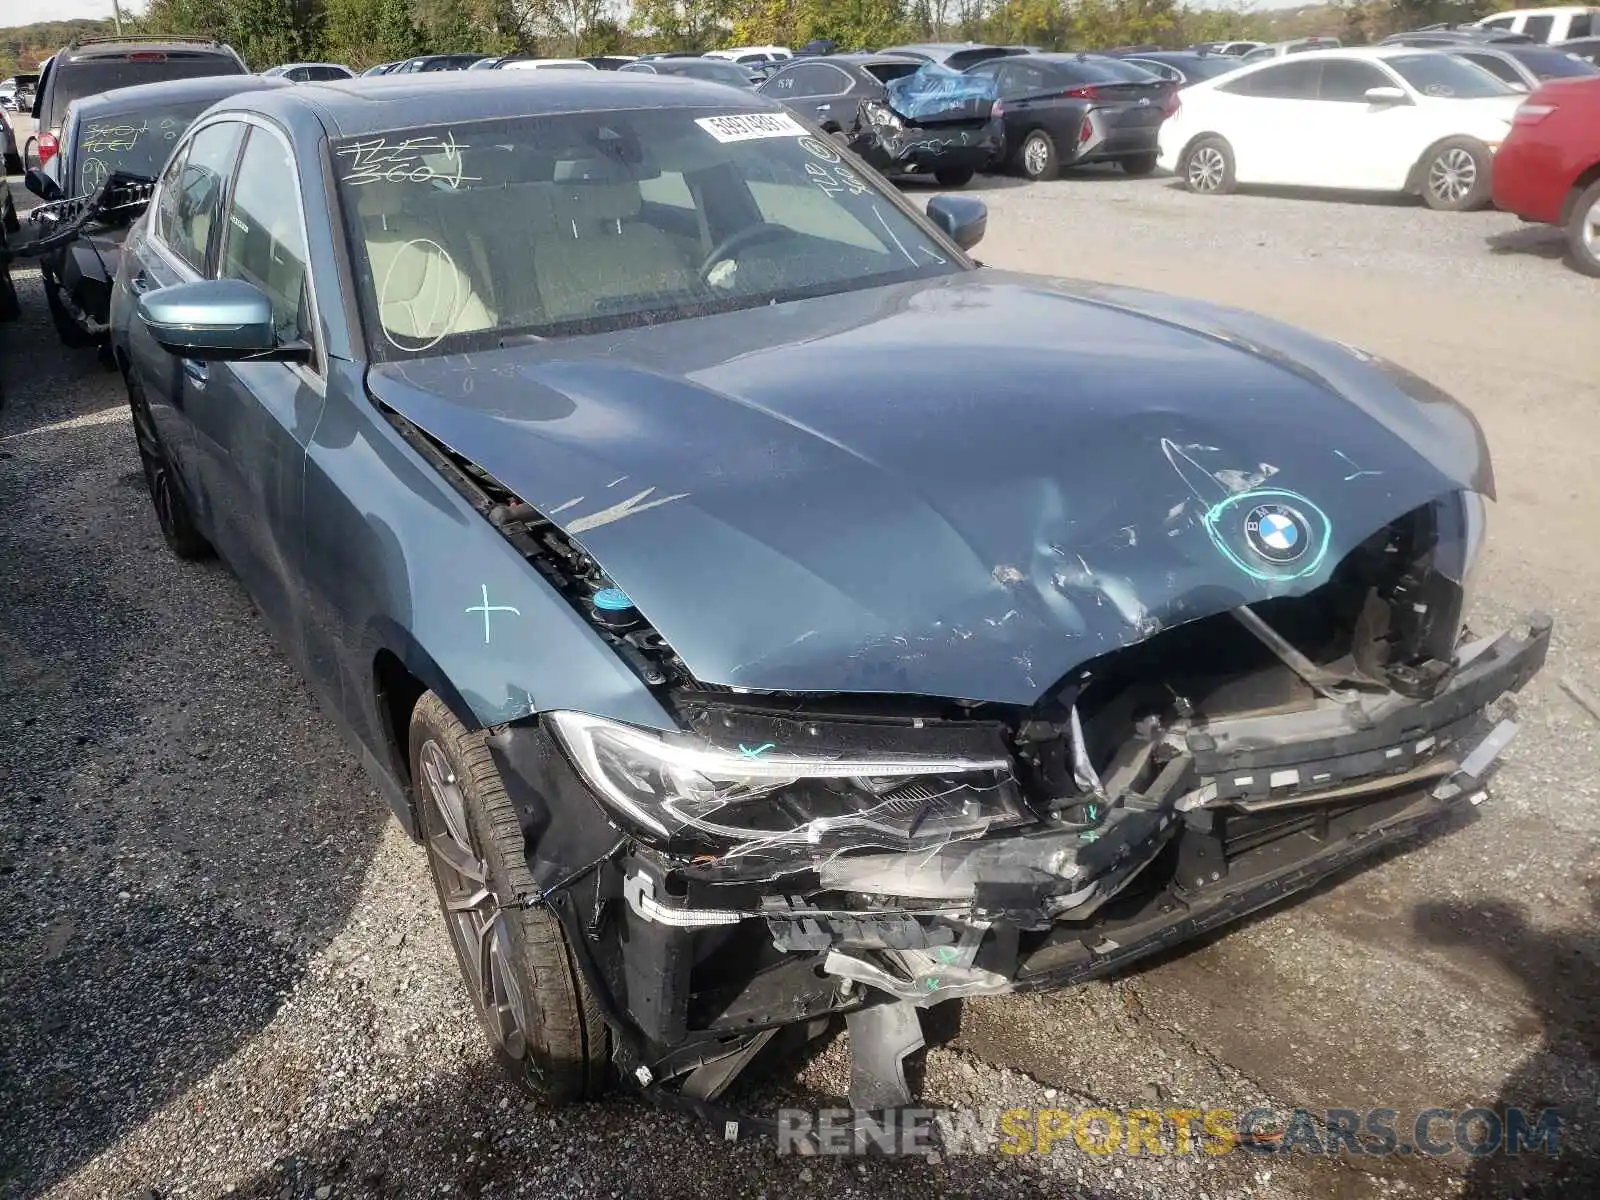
[1510,48,1600,78]
[72,101,211,194]
[333,109,962,359]
[1387,53,1517,97]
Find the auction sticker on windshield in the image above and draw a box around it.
[696,112,806,142]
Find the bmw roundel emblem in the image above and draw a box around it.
[1243,503,1310,564]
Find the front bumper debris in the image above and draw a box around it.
[849,102,1002,177]
[489,614,1550,1111]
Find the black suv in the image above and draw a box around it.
[28,36,247,168]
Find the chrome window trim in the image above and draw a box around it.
[149,110,325,391]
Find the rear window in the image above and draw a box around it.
[46,52,243,126]
[1511,48,1600,77]
[862,62,923,84]
[1047,57,1163,83]
[71,99,214,194]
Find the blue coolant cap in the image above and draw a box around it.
[593,587,634,612]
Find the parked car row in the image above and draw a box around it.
[0,52,1555,1123]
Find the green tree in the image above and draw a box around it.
[532,0,608,54]
[629,0,732,51]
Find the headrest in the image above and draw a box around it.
[356,184,405,220]
[550,180,643,225]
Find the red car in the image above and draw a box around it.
[1492,77,1600,277]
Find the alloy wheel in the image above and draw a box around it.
[1188,146,1225,192]
[420,739,532,1059]
[1582,194,1600,257]
[1427,147,1477,207]
[1024,137,1049,177]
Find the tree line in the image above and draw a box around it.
[2,0,1521,78]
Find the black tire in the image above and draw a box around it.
[44,274,96,349]
[127,369,213,560]
[1181,135,1235,195]
[1419,137,1492,212]
[934,165,974,188]
[1120,152,1159,177]
[410,692,609,1104]
[1015,129,1058,180]
[4,150,20,176]
[0,264,18,324]
[1564,177,1600,278]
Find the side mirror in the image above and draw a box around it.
[926,193,987,251]
[1363,86,1410,105]
[137,279,309,362]
[24,167,60,200]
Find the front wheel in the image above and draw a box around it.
[127,370,213,560]
[410,692,609,1103]
[1120,152,1159,177]
[1420,138,1491,212]
[1181,136,1235,195]
[934,165,974,188]
[1564,178,1600,278]
[1016,130,1058,181]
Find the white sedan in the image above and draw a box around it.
[1157,47,1525,210]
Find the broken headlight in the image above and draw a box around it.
[546,710,1029,857]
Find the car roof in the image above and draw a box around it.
[228,73,783,138]
[69,73,288,117]
[57,39,237,61]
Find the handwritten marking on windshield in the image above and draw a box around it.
[336,132,480,188]
[797,136,841,163]
[871,203,918,268]
[81,120,146,153]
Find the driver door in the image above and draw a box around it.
[183,123,327,669]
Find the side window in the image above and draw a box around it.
[1461,52,1523,85]
[218,127,312,348]
[152,138,191,247]
[161,121,245,274]
[1571,15,1592,37]
[1221,62,1320,98]
[1523,15,1554,40]
[1479,16,1514,30]
[1317,59,1393,101]
[1003,61,1050,94]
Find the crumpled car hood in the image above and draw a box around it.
[368,270,1490,706]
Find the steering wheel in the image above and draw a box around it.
[698,222,793,283]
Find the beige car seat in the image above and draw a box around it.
[535,157,695,323]
[356,183,495,348]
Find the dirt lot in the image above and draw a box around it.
[2,132,1598,1200]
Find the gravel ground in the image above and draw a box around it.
[2,146,1598,1200]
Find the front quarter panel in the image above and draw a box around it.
[302,361,677,753]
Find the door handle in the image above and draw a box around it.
[815,103,830,112]
[181,358,208,386]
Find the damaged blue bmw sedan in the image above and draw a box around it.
[109,72,1548,1116]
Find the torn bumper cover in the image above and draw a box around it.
[486,614,1549,1079]
[847,66,1002,177]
